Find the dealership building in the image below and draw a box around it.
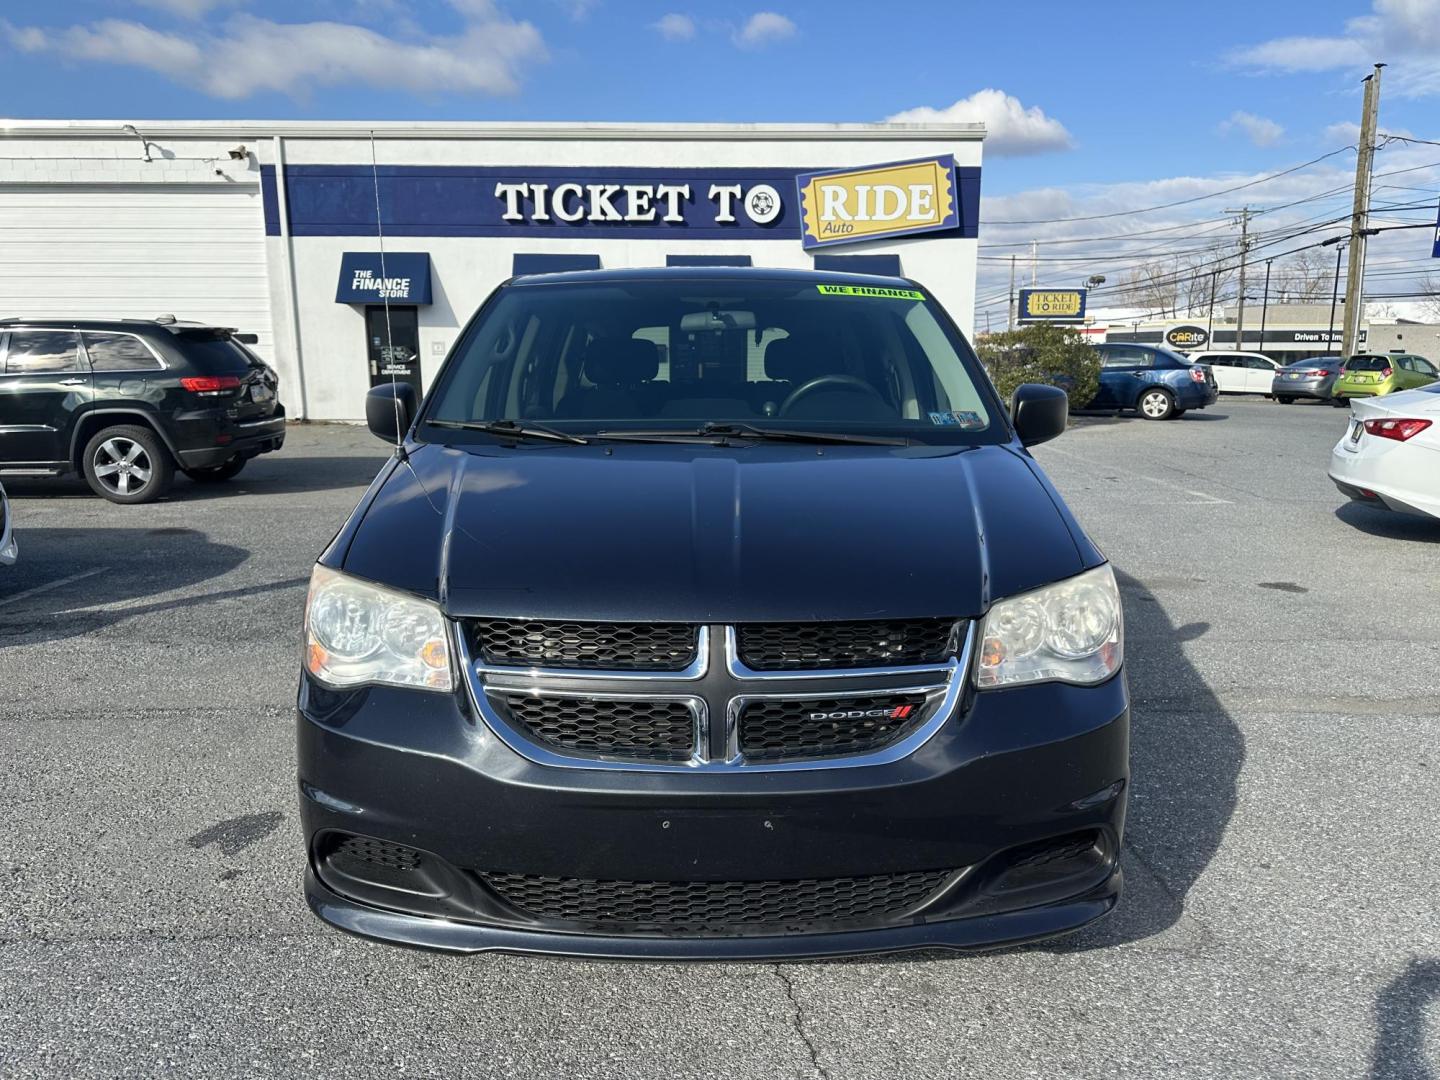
[0,121,984,421]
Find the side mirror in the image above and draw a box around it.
[365,382,417,443]
[1011,383,1068,448]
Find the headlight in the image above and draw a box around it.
[304,565,453,691]
[976,564,1122,689]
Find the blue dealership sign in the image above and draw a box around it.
[335,251,432,304]
[263,164,981,243]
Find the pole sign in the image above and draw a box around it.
[1016,288,1087,322]
[795,156,959,249]
[1432,199,1440,257]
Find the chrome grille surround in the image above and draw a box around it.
[459,620,972,773]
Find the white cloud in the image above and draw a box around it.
[652,13,696,41]
[1220,111,1285,147]
[133,0,244,18]
[1,3,546,100]
[733,11,795,49]
[885,89,1074,157]
[1228,0,1440,94]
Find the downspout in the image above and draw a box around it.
[272,134,309,419]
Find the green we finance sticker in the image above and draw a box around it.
[816,284,925,300]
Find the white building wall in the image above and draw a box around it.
[1,122,984,422]
[261,126,982,420]
[0,133,274,361]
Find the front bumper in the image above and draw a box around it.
[296,670,1130,958]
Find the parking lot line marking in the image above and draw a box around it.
[1040,446,1233,504]
[0,568,108,609]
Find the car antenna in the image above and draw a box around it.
[369,128,406,461]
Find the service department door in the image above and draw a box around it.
[365,306,423,396]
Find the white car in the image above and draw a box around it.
[1188,351,1281,395]
[0,480,16,565]
[1328,383,1440,520]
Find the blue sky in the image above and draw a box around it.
[3,0,1440,320]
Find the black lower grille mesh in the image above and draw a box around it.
[736,619,958,670]
[738,693,931,761]
[481,869,953,935]
[493,693,696,761]
[471,620,698,670]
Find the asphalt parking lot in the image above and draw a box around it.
[2,398,1438,1079]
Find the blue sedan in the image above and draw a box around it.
[1088,344,1219,420]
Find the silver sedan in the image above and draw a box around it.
[1273,357,1347,405]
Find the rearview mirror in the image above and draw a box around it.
[366,382,417,443]
[679,309,757,332]
[1011,383,1068,448]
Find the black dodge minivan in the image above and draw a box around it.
[299,268,1128,958]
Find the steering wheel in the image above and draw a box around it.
[780,374,888,417]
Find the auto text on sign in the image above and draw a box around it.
[795,157,960,250]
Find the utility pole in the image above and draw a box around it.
[1008,254,1017,331]
[1030,239,1038,286]
[1341,63,1385,359]
[1259,258,1273,356]
[1325,237,1347,348]
[1206,270,1219,342]
[1224,207,1254,351]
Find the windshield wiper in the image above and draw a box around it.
[427,419,589,445]
[595,422,907,447]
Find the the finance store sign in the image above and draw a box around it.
[262,157,979,247]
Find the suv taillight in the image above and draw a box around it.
[1363,418,1431,442]
[180,375,242,396]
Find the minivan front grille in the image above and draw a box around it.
[471,620,699,671]
[735,619,958,671]
[480,868,954,936]
[491,692,696,762]
[737,693,932,761]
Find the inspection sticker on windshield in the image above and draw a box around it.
[816,284,925,300]
[929,410,984,428]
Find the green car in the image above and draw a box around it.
[1334,353,1439,401]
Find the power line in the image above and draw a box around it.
[984,146,1356,225]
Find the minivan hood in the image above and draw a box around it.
[337,441,1099,622]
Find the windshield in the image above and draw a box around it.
[423,279,1000,443]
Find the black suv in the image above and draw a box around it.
[0,318,285,503]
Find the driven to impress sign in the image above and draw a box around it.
[796,156,959,250]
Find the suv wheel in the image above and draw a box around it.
[1138,388,1176,420]
[82,425,174,504]
[185,456,247,483]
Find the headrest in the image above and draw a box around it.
[585,338,660,386]
[766,339,835,385]
[764,337,808,382]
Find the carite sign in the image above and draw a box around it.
[796,156,959,249]
[1017,288,1087,322]
[1164,324,1210,349]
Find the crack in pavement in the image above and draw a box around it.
[773,964,831,1080]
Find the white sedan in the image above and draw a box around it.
[0,481,15,566]
[1328,383,1440,520]
[1188,351,1281,394]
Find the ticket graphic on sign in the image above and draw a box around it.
[797,157,959,249]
